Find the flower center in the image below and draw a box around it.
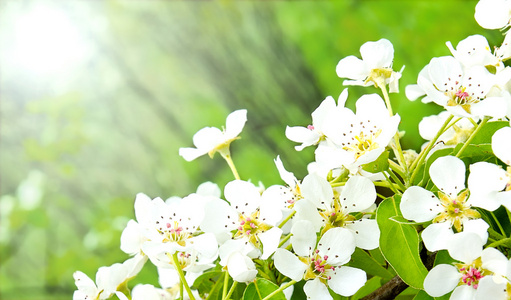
[343,130,381,160]
[234,211,271,246]
[454,259,488,290]
[446,87,480,114]
[318,197,357,236]
[432,190,480,232]
[304,250,337,281]
[157,220,191,247]
[166,251,197,269]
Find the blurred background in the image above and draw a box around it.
[0,0,502,299]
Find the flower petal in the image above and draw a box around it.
[290,220,318,257]
[259,227,283,259]
[492,126,511,165]
[424,264,461,297]
[401,186,442,222]
[328,266,366,297]
[345,219,380,250]
[336,55,368,81]
[359,39,394,69]
[341,176,376,213]
[273,249,307,282]
[304,278,333,300]
[225,109,247,140]
[447,232,483,263]
[317,227,355,266]
[422,222,454,252]
[430,155,466,197]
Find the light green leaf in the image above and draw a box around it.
[362,151,390,173]
[242,278,286,300]
[469,121,508,145]
[376,196,428,289]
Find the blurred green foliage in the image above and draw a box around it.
[0,0,499,298]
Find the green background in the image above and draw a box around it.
[0,0,501,299]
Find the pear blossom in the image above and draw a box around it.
[73,255,146,300]
[400,156,489,251]
[286,90,347,151]
[446,35,499,69]
[336,39,403,93]
[424,233,492,299]
[415,56,507,118]
[474,247,511,300]
[274,225,366,299]
[294,174,379,250]
[314,94,400,172]
[475,0,511,30]
[261,156,303,212]
[158,267,202,300]
[201,180,283,259]
[179,109,247,161]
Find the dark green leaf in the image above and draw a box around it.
[377,196,428,289]
[349,248,394,280]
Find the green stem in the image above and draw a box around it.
[278,210,296,229]
[455,117,489,158]
[222,270,229,300]
[171,253,196,300]
[378,83,409,182]
[382,171,401,195]
[487,237,511,248]
[387,169,406,192]
[491,211,507,237]
[261,280,297,300]
[409,115,455,185]
[278,232,292,248]
[224,281,238,300]
[220,149,240,180]
[330,182,346,188]
[388,159,405,179]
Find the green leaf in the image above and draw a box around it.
[349,248,394,280]
[469,121,508,145]
[192,271,224,300]
[413,290,450,300]
[454,143,498,163]
[362,151,390,173]
[351,276,382,300]
[433,250,457,266]
[376,196,428,289]
[242,278,286,300]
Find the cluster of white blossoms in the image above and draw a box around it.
[73,1,511,299]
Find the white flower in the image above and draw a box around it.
[315,94,400,170]
[262,156,303,212]
[475,0,511,30]
[73,255,147,300]
[416,56,507,118]
[424,233,491,299]
[201,180,283,259]
[179,109,247,161]
[294,174,379,250]
[400,156,489,251]
[446,35,499,69]
[336,39,403,93]
[286,90,347,151]
[274,226,366,299]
